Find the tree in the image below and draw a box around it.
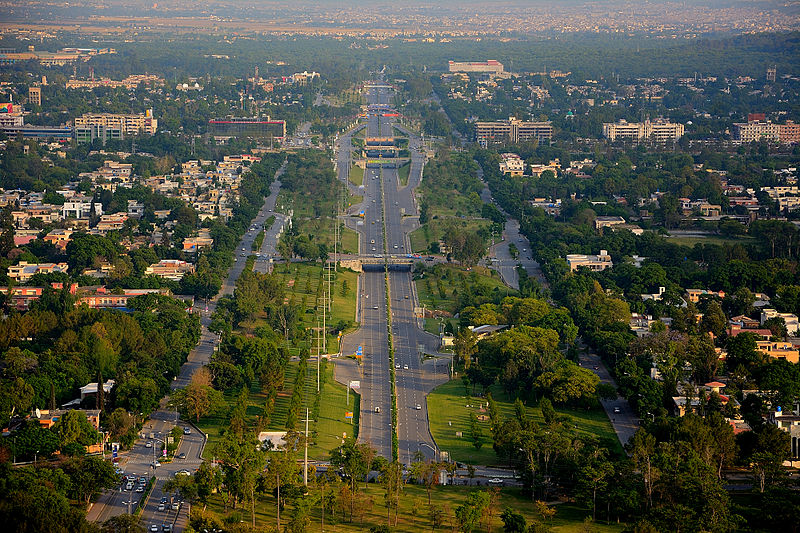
[169,368,224,423]
[456,491,490,533]
[53,410,99,451]
[62,455,118,504]
[500,508,527,533]
[700,301,727,338]
[453,327,478,369]
[380,461,404,526]
[470,412,483,450]
[410,459,442,505]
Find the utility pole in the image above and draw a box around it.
[303,407,310,488]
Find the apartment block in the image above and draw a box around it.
[476,117,553,146]
[566,250,613,272]
[602,119,684,142]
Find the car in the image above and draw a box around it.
[160,496,168,504]
[415,404,421,410]
[136,485,144,493]
[404,295,409,299]
[162,525,173,532]
[176,470,191,476]
[371,221,375,224]
[593,365,599,370]
[403,364,409,370]
[488,478,503,485]
[393,244,398,249]
[158,503,165,512]
[139,477,147,484]
[370,239,375,244]
[240,252,246,257]
[373,305,378,310]
[374,406,381,413]
[613,406,621,414]
[150,525,159,532]
[183,427,191,435]
[171,501,180,510]
[372,247,376,251]
[241,247,245,251]
[151,461,160,468]
[177,452,186,459]
[145,441,152,448]
[125,482,134,491]
[395,363,400,369]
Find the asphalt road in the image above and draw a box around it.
[337,83,448,465]
[88,162,288,531]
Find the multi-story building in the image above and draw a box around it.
[602,119,684,142]
[145,259,195,281]
[732,120,799,144]
[476,117,553,146]
[448,60,504,74]
[8,261,69,283]
[28,86,41,106]
[498,153,525,176]
[73,110,157,144]
[566,250,613,272]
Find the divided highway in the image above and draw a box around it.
[337,83,447,465]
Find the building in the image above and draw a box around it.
[685,288,726,304]
[66,74,164,90]
[756,341,800,363]
[73,110,157,144]
[602,119,684,142]
[290,71,320,84]
[761,309,800,335]
[0,283,77,310]
[0,46,115,66]
[145,259,195,281]
[566,250,613,272]
[499,153,525,176]
[8,261,69,283]
[448,60,504,74]
[28,86,41,106]
[475,117,553,146]
[208,117,286,140]
[770,408,800,459]
[732,120,799,144]
[62,199,102,219]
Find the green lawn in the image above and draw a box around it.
[409,218,493,254]
[349,164,364,186]
[428,379,623,466]
[202,481,624,533]
[398,161,410,187]
[415,264,511,315]
[341,226,359,255]
[196,359,358,461]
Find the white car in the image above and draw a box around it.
[403,364,409,370]
[488,478,503,484]
[145,441,152,448]
[415,404,421,410]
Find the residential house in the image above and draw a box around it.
[761,309,800,335]
[566,250,613,272]
[8,261,69,283]
[145,259,194,281]
[685,289,726,304]
[756,340,800,364]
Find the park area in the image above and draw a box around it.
[427,379,623,466]
[200,482,625,533]
[414,263,511,316]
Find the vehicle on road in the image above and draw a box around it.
[183,427,191,435]
[488,478,503,484]
[176,470,191,476]
[613,406,621,414]
[162,525,173,532]
[177,452,186,459]
[135,485,144,493]
[415,404,421,410]
[403,364,409,370]
[158,503,165,512]
[374,406,381,413]
[145,441,152,448]
[404,295,409,299]
[160,496,168,504]
[395,363,400,369]
[125,482,133,491]
[373,305,378,309]
[171,501,180,510]
[150,525,159,532]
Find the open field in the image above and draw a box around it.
[201,481,625,533]
[415,264,510,315]
[409,217,493,254]
[348,164,364,186]
[428,379,623,466]
[398,161,410,186]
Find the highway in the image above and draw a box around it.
[88,161,287,531]
[337,82,448,465]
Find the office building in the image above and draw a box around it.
[475,117,553,146]
[28,87,41,106]
[566,250,613,272]
[602,119,684,142]
[73,109,157,144]
[448,60,504,74]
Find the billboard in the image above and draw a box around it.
[0,103,12,114]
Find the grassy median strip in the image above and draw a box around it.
[381,167,400,462]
